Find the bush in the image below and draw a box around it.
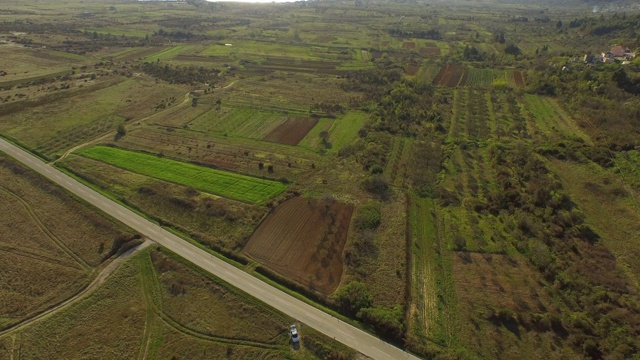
[361,175,390,198]
[354,203,381,230]
[334,281,372,316]
[358,305,405,343]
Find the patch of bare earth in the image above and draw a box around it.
[244,197,354,294]
[402,42,416,50]
[419,47,441,57]
[262,118,318,145]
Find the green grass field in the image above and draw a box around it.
[327,111,368,153]
[299,118,335,148]
[144,45,198,62]
[188,106,289,139]
[78,146,286,204]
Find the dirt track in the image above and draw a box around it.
[0,240,152,338]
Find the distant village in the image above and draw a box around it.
[583,45,636,65]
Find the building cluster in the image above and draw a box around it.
[583,45,636,65]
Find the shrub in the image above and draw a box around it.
[358,305,405,343]
[334,281,372,316]
[354,203,381,230]
[361,175,390,198]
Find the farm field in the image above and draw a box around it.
[326,112,368,153]
[263,118,319,145]
[188,106,287,136]
[0,153,135,331]
[110,125,322,181]
[77,146,287,204]
[0,77,185,159]
[2,0,640,358]
[244,197,354,295]
[0,47,89,84]
[433,64,466,87]
[59,154,267,255]
[0,245,351,360]
[188,105,318,145]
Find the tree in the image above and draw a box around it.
[462,45,483,61]
[116,123,127,137]
[504,44,521,56]
[334,281,372,316]
[319,130,331,148]
[556,20,563,29]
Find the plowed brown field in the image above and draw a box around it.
[513,71,525,88]
[262,118,318,145]
[433,64,466,87]
[419,47,441,57]
[402,42,416,50]
[244,197,354,294]
[405,64,419,76]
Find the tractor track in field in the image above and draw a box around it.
[0,244,80,270]
[137,253,283,358]
[0,240,152,338]
[0,186,89,269]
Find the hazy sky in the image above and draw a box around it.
[207,0,295,3]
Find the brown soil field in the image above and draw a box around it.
[405,64,419,76]
[244,197,354,294]
[459,69,469,87]
[513,71,525,88]
[402,42,416,50]
[433,64,466,87]
[419,47,441,57]
[262,118,319,145]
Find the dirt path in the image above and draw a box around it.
[0,240,153,338]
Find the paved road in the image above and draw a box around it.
[0,138,421,360]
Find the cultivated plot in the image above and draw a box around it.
[244,197,354,295]
[78,146,287,204]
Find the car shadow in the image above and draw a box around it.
[291,340,301,351]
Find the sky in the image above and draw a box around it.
[207,0,295,3]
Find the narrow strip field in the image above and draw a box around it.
[78,146,286,204]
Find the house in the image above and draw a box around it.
[602,51,614,60]
[610,45,630,57]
